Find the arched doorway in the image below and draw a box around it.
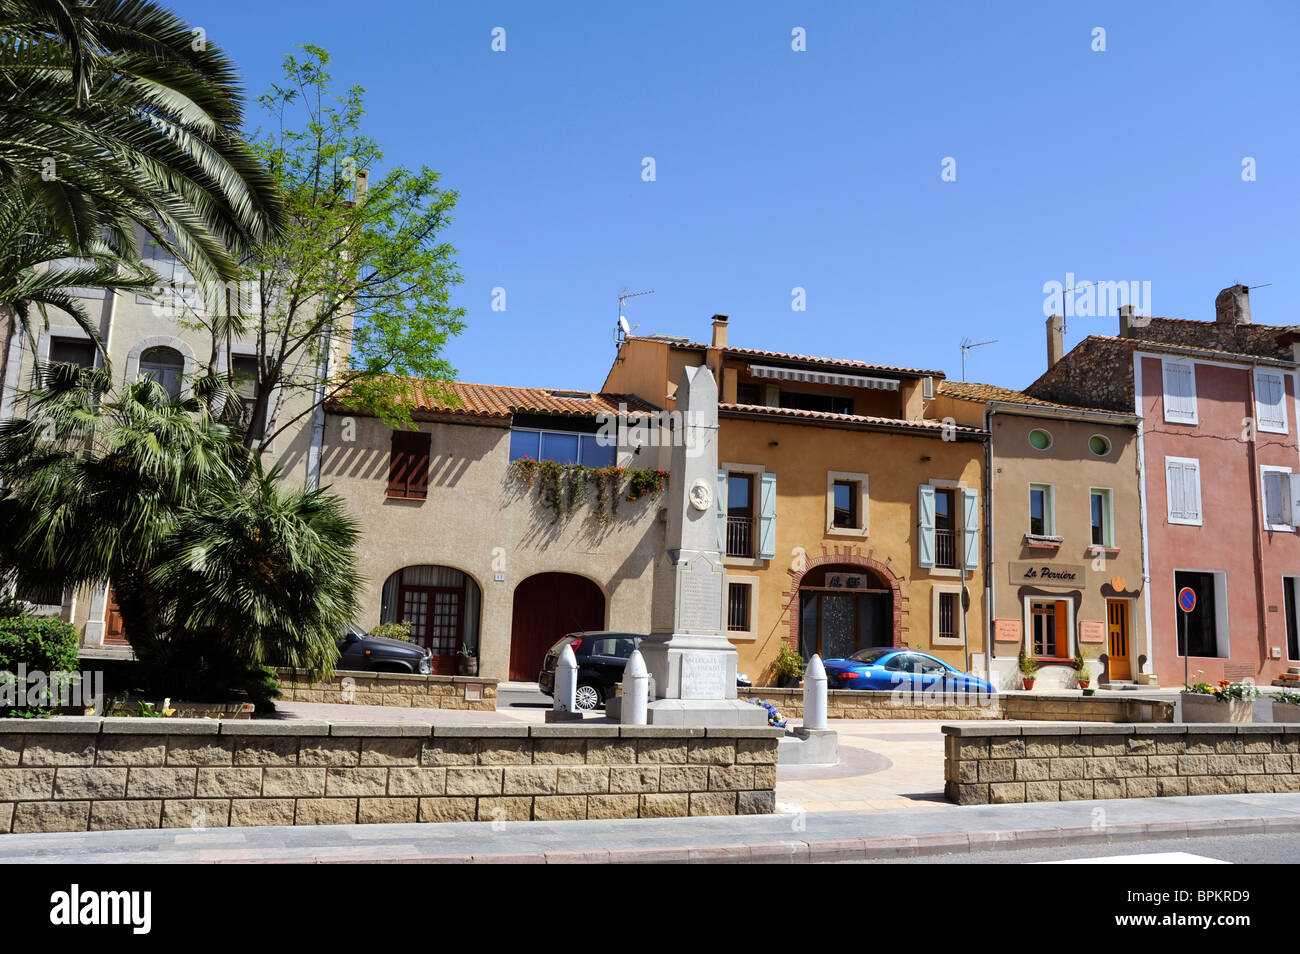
[509,573,606,682]
[380,565,481,674]
[797,563,895,660]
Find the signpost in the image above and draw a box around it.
[1178,586,1196,688]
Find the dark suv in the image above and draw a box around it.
[538,631,640,711]
[336,624,433,674]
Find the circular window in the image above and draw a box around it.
[1028,428,1052,451]
[1089,434,1111,457]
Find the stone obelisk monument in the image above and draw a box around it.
[638,364,768,726]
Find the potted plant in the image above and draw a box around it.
[457,643,479,677]
[1073,647,1090,690]
[1271,690,1300,723]
[1017,645,1038,690]
[1180,680,1259,723]
[772,644,805,689]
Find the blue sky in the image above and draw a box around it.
[191,0,1300,391]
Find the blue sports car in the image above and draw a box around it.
[821,647,997,694]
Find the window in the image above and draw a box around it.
[933,489,956,568]
[922,376,934,400]
[1090,489,1113,547]
[1029,484,1054,536]
[727,581,753,633]
[726,473,755,558]
[230,356,264,439]
[1029,600,1068,658]
[1088,434,1111,457]
[507,428,614,466]
[1165,457,1203,525]
[736,383,761,405]
[938,591,957,640]
[1028,428,1052,450]
[1162,359,1198,425]
[388,430,431,500]
[591,636,636,658]
[1254,369,1288,434]
[1262,467,1295,531]
[138,346,184,399]
[826,471,869,535]
[48,336,95,368]
[1175,571,1223,657]
[778,390,854,415]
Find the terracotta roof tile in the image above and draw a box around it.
[330,379,660,421]
[622,336,945,378]
[719,402,987,436]
[937,379,1134,415]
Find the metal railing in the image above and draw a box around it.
[934,527,957,568]
[726,515,754,558]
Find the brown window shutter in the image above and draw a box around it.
[388,430,431,499]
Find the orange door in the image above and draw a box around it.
[1107,599,1131,679]
[104,588,129,645]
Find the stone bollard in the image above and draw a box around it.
[621,650,649,725]
[554,644,578,713]
[803,653,828,730]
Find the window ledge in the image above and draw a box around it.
[826,527,869,539]
[1023,534,1062,550]
[385,492,427,502]
[723,556,765,569]
[1089,546,1121,556]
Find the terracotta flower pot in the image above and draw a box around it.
[1180,692,1252,724]
[1077,679,1090,689]
[1022,677,1035,690]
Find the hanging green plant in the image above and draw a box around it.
[509,458,670,523]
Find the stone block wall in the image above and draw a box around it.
[1001,694,1174,723]
[0,718,781,833]
[737,687,1000,720]
[275,669,497,711]
[944,723,1300,805]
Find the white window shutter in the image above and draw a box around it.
[918,485,936,568]
[1163,362,1196,423]
[1256,370,1288,433]
[715,470,727,554]
[961,487,979,570]
[1265,472,1287,527]
[758,472,777,559]
[1289,473,1300,527]
[1167,459,1202,523]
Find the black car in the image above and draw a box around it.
[538,631,640,711]
[337,624,433,674]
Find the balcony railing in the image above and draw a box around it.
[935,527,957,568]
[726,515,754,558]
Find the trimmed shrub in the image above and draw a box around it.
[0,614,82,717]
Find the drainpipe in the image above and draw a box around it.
[1247,363,1270,673]
[983,406,995,683]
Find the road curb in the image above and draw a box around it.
[247,813,1300,864]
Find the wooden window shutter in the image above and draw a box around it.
[917,484,936,568]
[388,430,431,499]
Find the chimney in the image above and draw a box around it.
[711,314,729,348]
[1118,303,1140,338]
[1046,314,1063,368]
[1215,284,1251,326]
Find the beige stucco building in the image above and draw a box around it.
[938,365,1149,689]
[318,381,668,682]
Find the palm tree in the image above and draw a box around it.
[0,364,359,703]
[0,0,284,279]
[0,181,155,368]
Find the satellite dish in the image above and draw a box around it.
[618,315,630,336]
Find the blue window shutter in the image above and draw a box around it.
[758,472,777,559]
[918,485,935,568]
[716,470,728,554]
[962,487,979,571]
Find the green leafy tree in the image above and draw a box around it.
[196,45,465,449]
[0,364,360,704]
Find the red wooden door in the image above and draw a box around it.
[397,585,462,674]
[509,573,605,682]
[104,589,128,646]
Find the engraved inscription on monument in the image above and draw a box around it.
[680,651,728,700]
[676,554,723,633]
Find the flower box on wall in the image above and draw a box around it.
[1271,701,1300,724]
[1180,692,1251,724]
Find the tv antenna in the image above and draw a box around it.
[615,288,654,346]
[960,337,998,381]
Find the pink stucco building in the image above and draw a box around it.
[1028,285,1300,686]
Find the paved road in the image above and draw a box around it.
[5,793,1300,864]
[881,831,1300,864]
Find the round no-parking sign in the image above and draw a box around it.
[1178,586,1196,613]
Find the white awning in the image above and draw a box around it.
[748,364,900,391]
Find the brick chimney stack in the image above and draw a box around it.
[1215,284,1251,326]
[1046,314,1064,369]
[711,314,729,348]
[1118,304,1140,338]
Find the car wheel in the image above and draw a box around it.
[574,682,602,711]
